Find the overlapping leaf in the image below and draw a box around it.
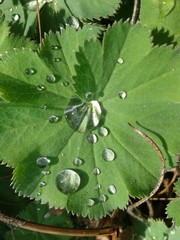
[0,22,179,219]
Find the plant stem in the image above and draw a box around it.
[131,0,140,24]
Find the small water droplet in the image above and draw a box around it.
[61,81,69,87]
[130,179,137,184]
[73,157,83,166]
[87,133,98,143]
[36,157,50,168]
[54,58,61,62]
[25,68,36,75]
[39,181,46,187]
[152,237,156,240]
[86,199,95,207]
[44,212,51,219]
[95,184,101,190]
[93,168,101,175]
[99,194,107,202]
[37,207,41,211]
[41,170,50,175]
[9,8,13,11]
[108,185,117,195]
[98,126,108,137]
[170,229,176,235]
[49,114,59,123]
[46,74,56,83]
[51,45,61,50]
[56,169,81,195]
[36,192,41,196]
[41,104,47,110]
[117,58,124,64]
[119,91,127,99]
[12,14,20,21]
[85,92,93,99]
[37,85,46,91]
[102,149,115,161]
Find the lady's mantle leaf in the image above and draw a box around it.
[0,22,180,219]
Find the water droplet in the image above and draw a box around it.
[87,133,98,144]
[36,157,50,168]
[44,212,51,219]
[49,114,59,123]
[152,237,156,240]
[130,179,137,184]
[37,85,46,91]
[41,170,50,175]
[93,168,101,175]
[95,184,101,190]
[68,16,80,30]
[170,229,176,235]
[119,91,127,99]
[99,194,107,202]
[117,58,124,64]
[56,169,81,195]
[36,192,41,196]
[54,58,61,62]
[51,45,60,50]
[46,74,56,83]
[25,68,36,75]
[0,0,4,4]
[61,81,69,87]
[86,199,95,207]
[108,185,117,195]
[41,104,47,110]
[98,126,108,137]
[73,157,83,166]
[12,14,20,21]
[39,181,46,187]
[9,8,13,11]
[64,96,102,132]
[102,149,115,161]
[85,92,93,99]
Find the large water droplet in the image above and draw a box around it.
[36,157,50,168]
[0,0,4,4]
[93,168,101,175]
[68,16,80,30]
[12,14,20,21]
[95,184,101,190]
[102,149,115,161]
[87,133,98,144]
[64,96,102,132]
[39,181,46,187]
[56,169,80,195]
[98,126,108,137]
[119,91,127,99]
[25,68,36,75]
[49,114,59,123]
[24,0,50,11]
[108,185,117,195]
[37,85,46,91]
[99,194,107,202]
[86,199,95,207]
[117,58,124,64]
[73,157,83,166]
[46,74,56,83]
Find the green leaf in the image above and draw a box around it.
[65,0,121,19]
[5,202,73,240]
[0,22,179,219]
[168,226,180,240]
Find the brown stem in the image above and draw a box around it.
[0,212,115,237]
[130,0,140,24]
[36,0,42,45]
[158,170,178,196]
[128,123,166,211]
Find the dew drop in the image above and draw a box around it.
[130,179,137,184]
[93,168,101,175]
[87,133,98,144]
[54,58,61,62]
[56,169,81,195]
[46,74,56,83]
[41,104,47,110]
[9,8,13,11]
[25,68,36,75]
[95,184,101,190]
[152,237,156,240]
[119,91,127,99]
[39,181,46,187]
[61,81,69,87]
[37,85,46,91]
[44,212,51,219]
[108,185,117,195]
[12,14,20,21]
[68,16,80,30]
[0,0,4,4]
[102,149,115,161]
[85,92,93,99]
[36,157,50,168]
[49,114,59,123]
[86,199,95,207]
[24,0,44,11]
[117,57,124,64]
[99,194,107,202]
[41,170,50,175]
[98,126,108,137]
[170,229,176,235]
[36,192,41,196]
[73,157,83,166]
[51,45,60,50]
